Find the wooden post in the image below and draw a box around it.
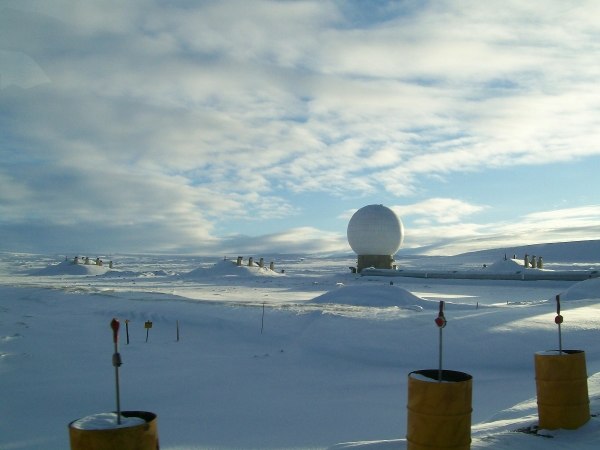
[144,321,152,343]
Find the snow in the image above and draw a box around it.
[183,259,283,279]
[31,258,112,276]
[70,413,146,430]
[487,258,525,272]
[310,284,428,309]
[561,278,600,301]
[408,372,458,383]
[2,247,600,449]
[535,350,583,356]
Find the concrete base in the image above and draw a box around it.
[357,254,394,273]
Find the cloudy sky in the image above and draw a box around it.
[1,0,600,257]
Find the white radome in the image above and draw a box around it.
[347,204,404,255]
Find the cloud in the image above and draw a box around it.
[0,50,50,89]
[2,1,600,254]
[408,205,600,256]
[393,198,487,225]
[216,227,348,255]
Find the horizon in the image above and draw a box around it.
[2,1,600,256]
[4,237,600,264]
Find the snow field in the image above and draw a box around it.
[2,252,600,449]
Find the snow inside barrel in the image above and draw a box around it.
[68,411,159,450]
[406,370,472,450]
[347,204,404,273]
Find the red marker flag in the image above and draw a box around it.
[111,318,120,343]
[435,301,447,328]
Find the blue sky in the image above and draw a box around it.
[1,0,600,256]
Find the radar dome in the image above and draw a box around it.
[347,204,404,255]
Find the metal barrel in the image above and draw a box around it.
[535,350,590,430]
[407,369,472,450]
[69,411,159,450]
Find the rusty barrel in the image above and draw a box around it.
[535,350,590,430]
[69,411,159,450]
[407,369,472,450]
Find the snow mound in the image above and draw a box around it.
[310,284,432,309]
[100,270,140,278]
[100,269,174,278]
[183,259,282,279]
[559,278,600,301]
[32,260,111,276]
[486,258,524,273]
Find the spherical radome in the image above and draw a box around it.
[347,204,404,255]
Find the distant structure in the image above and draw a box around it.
[235,256,275,270]
[347,204,404,273]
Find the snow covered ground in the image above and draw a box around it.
[1,248,600,449]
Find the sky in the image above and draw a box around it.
[1,0,600,257]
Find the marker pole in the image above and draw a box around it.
[435,301,447,382]
[110,318,122,425]
[555,294,563,354]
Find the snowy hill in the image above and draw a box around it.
[486,258,524,272]
[445,239,600,264]
[560,277,600,301]
[311,284,434,310]
[183,259,283,278]
[31,259,112,276]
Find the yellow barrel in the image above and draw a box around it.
[69,411,159,450]
[535,350,590,430]
[407,369,472,450]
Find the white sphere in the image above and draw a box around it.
[347,204,404,255]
